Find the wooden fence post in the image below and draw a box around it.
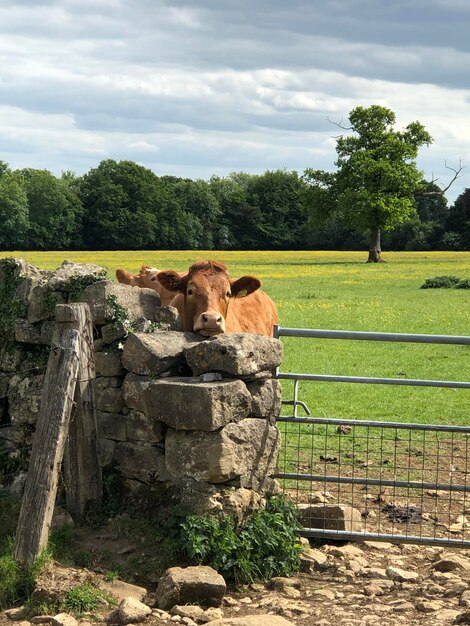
[62,303,102,521]
[14,303,102,564]
[14,306,81,564]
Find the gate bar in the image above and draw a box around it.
[277,414,470,432]
[274,326,470,345]
[273,472,470,493]
[299,529,470,547]
[277,372,470,389]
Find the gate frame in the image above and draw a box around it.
[273,325,470,546]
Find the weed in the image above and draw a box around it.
[104,568,123,582]
[0,548,51,610]
[72,551,94,568]
[62,583,113,616]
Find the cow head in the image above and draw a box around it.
[157,261,261,336]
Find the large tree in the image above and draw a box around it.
[304,105,433,262]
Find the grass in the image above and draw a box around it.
[3,249,468,427]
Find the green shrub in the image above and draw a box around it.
[420,275,462,289]
[455,278,470,289]
[180,496,301,584]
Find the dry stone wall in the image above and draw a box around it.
[0,258,283,522]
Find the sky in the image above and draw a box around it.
[0,0,469,203]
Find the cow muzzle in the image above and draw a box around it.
[194,312,226,337]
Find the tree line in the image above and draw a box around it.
[0,107,469,255]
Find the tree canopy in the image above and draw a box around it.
[0,149,467,253]
[304,105,434,261]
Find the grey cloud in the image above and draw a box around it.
[0,0,469,201]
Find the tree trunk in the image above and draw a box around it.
[367,227,385,263]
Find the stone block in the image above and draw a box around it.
[95,376,124,393]
[95,351,124,377]
[97,387,125,413]
[15,319,41,344]
[145,377,251,431]
[101,321,128,345]
[80,280,160,325]
[47,260,106,292]
[99,579,147,604]
[184,334,283,377]
[118,597,152,624]
[126,410,164,444]
[8,373,44,425]
[153,306,181,331]
[165,418,280,491]
[98,437,116,466]
[297,504,363,533]
[97,412,127,441]
[0,346,25,372]
[156,566,226,610]
[115,442,168,483]
[122,331,202,376]
[122,373,151,413]
[0,425,33,445]
[171,479,265,524]
[246,379,282,418]
[27,284,66,324]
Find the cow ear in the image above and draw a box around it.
[156,270,187,292]
[231,276,261,298]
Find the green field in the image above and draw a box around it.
[3,250,469,426]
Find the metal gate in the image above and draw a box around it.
[273,326,470,546]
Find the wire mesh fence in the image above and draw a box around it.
[275,416,470,546]
[274,326,470,546]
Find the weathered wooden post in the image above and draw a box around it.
[14,303,102,564]
[14,305,81,564]
[62,303,102,521]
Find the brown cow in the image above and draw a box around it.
[156,260,278,337]
[116,265,181,306]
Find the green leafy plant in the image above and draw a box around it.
[455,278,470,289]
[180,496,301,584]
[420,275,462,288]
[106,295,130,324]
[68,271,107,302]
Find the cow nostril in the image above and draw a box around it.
[202,314,208,323]
[216,316,222,324]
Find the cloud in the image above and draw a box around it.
[0,0,468,202]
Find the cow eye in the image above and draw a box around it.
[187,288,193,296]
